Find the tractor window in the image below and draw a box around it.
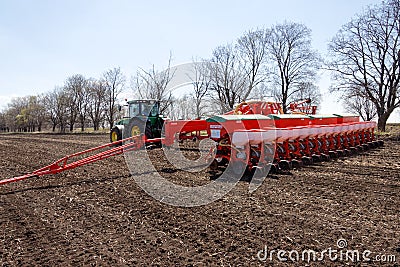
[141,103,159,117]
[140,103,152,116]
[149,104,159,116]
[129,103,140,117]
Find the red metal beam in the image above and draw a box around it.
[0,135,158,186]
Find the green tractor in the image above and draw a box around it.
[110,99,165,144]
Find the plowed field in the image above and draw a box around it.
[0,133,399,266]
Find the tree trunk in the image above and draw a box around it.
[196,105,201,119]
[80,115,85,132]
[93,121,99,131]
[282,94,288,114]
[108,109,113,129]
[377,112,390,132]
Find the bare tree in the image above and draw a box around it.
[290,82,321,107]
[104,67,125,128]
[327,0,400,131]
[6,97,26,132]
[3,108,17,132]
[267,21,321,113]
[2,96,46,132]
[45,87,69,133]
[44,90,59,132]
[57,90,70,133]
[0,112,8,132]
[0,112,6,132]
[78,79,90,131]
[16,97,30,131]
[344,89,377,121]
[64,74,88,131]
[165,95,195,120]
[190,60,211,118]
[208,44,248,112]
[237,28,270,99]
[134,54,175,114]
[26,95,47,132]
[87,79,106,131]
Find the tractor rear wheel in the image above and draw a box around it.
[123,118,153,141]
[110,127,122,146]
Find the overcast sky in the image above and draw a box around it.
[2,0,397,121]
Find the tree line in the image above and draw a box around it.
[1,0,398,132]
[0,68,125,133]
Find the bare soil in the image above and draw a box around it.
[0,133,399,266]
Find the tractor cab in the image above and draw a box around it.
[127,99,160,118]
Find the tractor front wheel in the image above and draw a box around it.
[110,127,122,146]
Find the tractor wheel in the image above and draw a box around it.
[278,160,292,171]
[269,163,278,174]
[291,159,303,169]
[110,127,122,146]
[123,118,153,141]
[328,151,338,159]
[362,144,370,151]
[302,156,313,165]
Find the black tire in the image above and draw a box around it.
[302,156,313,165]
[291,159,303,169]
[123,118,153,141]
[110,127,122,146]
[278,160,292,171]
[328,151,338,159]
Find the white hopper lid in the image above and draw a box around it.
[232,131,250,146]
[309,126,321,136]
[296,126,310,139]
[360,122,369,129]
[248,130,264,145]
[340,124,350,132]
[352,123,360,130]
[355,123,364,130]
[316,125,328,136]
[322,125,335,135]
[262,128,276,142]
[348,123,357,131]
[275,128,291,141]
[367,121,376,128]
[333,125,342,133]
[288,127,301,139]
[274,128,284,139]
